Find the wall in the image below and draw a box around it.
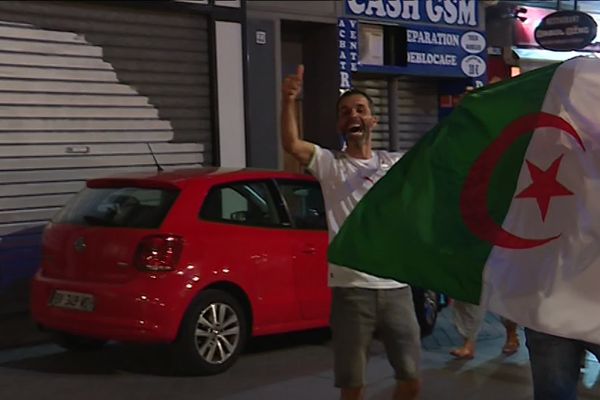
[245,1,342,170]
[245,19,279,169]
[302,24,340,151]
[247,1,340,21]
[216,20,246,168]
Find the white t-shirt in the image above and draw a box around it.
[307,144,407,289]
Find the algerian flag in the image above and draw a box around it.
[328,57,600,344]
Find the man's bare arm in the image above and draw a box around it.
[281,64,315,166]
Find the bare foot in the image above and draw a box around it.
[502,335,520,356]
[450,347,475,359]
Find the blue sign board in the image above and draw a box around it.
[338,18,359,89]
[345,0,479,27]
[357,24,488,86]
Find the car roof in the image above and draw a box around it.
[86,167,317,190]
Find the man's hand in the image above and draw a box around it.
[282,65,304,102]
[280,64,314,166]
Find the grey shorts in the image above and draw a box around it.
[330,287,421,388]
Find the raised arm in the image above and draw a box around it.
[281,64,315,166]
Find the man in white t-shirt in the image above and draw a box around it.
[281,65,421,400]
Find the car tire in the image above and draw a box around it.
[53,332,107,351]
[170,289,249,375]
[411,287,439,338]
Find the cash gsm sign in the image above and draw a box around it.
[345,0,478,27]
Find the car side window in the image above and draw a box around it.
[200,181,282,228]
[277,180,327,230]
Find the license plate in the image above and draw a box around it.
[49,290,95,312]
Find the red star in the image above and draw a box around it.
[515,155,573,221]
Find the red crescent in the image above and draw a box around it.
[460,112,585,249]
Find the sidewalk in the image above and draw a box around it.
[222,309,600,400]
[423,304,508,351]
[0,312,50,350]
[1,306,599,400]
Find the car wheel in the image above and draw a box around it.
[171,289,248,375]
[411,287,439,338]
[53,332,107,351]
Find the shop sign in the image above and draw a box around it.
[345,0,479,28]
[357,24,487,86]
[515,6,600,51]
[534,10,597,51]
[338,18,359,89]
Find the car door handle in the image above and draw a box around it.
[301,247,317,255]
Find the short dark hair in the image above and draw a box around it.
[336,88,374,113]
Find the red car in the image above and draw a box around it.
[31,168,440,375]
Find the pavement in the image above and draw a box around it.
[1,305,600,399]
[0,311,50,350]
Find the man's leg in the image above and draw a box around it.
[450,338,476,359]
[502,318,520,355]
[330,287,377,400]
[584,341,600,363]
[392,380,420,400]
[377,287,421,400]
[341,388,365,400]
[582,341,600,389]
[525,327,584,400]
[451,301,484,359]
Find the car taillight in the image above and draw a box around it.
[134,235,183,272]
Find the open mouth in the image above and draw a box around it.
[347,120,363,135]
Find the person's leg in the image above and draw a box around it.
[392,380,420,400]
[450,301,484,359]
[525,327,584,400]
[340,388,364,400]
[377,287,421,400]
[502,318,520,355]
[585,341,600,363]
[582,341,600,389]
[450,338,476,359]
[330,287,377,400]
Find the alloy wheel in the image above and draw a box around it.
[194,302,240,365]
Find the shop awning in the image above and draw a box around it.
[513,47,600,62]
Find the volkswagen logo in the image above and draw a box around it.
[73,237,87,252]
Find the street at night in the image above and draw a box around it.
[1,311,599,400]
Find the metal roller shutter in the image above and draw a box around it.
[352,76,438,152]
[0,1,211,301]
[394,77,439,152]
[351,77,390,151]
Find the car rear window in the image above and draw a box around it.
[53,186,179,229]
